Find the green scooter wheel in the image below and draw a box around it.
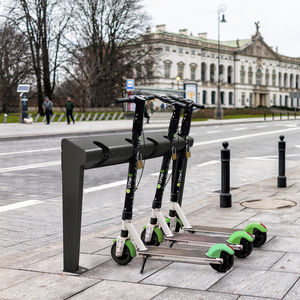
[234,238,253,258]
[111,243,133,265]
[253,229,267,247]
[141,228,161,246]
[210,251,234,273]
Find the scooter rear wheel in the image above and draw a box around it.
[210,251,234,273]
[253,229,267,247]
[234,238,253,258]
[141,228,160,246]
[111,243,133,265]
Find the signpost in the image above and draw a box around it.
[17,84,30,123]
[126,79,135,111]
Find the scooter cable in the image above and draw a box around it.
[134,129,146,192]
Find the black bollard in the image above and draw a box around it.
[220,142,232,207]
[287,112,290,120]
[272,113,274,120]
[295,112,297,120]
[277,135,287,188]
[280,112,282,120]
[264,113,266,121]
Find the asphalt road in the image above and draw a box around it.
[0,120,300,255]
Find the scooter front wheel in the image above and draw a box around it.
[210,251,234,273]
[141,228,161,246]
[111,243,133,265]
[234,238,253,258]
[253,229,267,247]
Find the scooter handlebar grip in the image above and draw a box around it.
[193,103,205,109]
[116,98,131,103]
[144,95,155,100]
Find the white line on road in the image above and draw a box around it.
[0,161,60,173]
[197,160,220,167]
[84,180,127,193]
[193,127,300,147]
[233,128,247,131]
[256,125,267,128]
[0,200,43,213]
[206,130,221,134]
[245,154,300,161]
[285,124,297,127]
[0,147,60,156]
[150,170,172,177]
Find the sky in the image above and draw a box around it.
[142,0,300,57]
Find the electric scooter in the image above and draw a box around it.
[167,95,267,249]
[111,94,235,273]
[141,95,253,260]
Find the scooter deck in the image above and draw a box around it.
[137,246,222,265]
[184,225,237,235]
[164,232,242,251]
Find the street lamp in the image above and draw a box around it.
[176,76,181,90]
[215,4,227,119]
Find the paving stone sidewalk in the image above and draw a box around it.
[1,167,300,299]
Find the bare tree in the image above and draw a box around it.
[6,0,72,114]
[65,0,157,108]
[0,23,32,112]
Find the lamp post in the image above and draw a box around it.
[176,76,181,90]
[215,4,227,119]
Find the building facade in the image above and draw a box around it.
[140,24,300,108]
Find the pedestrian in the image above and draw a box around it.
[161,103,164,110]
[65,96,75,124]
[42,96,53,125]
[144,105,150,123]
[150,101,154,114]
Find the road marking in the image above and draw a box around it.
[207,130,220,134]
[245,154,300,161]
[0,147,60,156]
[0,161,60,173]
[197,160,219,167]
[84,180,127,193]
[295,145,300,149]
[233,128,247,131]
[193,127,300,147]
[256,125,266,128]
[0,200,43,213]
[150,170,172,177]
[285,124,297,127]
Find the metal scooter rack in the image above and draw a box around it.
[62,131,193,273]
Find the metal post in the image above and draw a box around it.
[287,112,289,120]
[294,111,297,120]
[277,135,287,188]
[3,113,7,123]
[280,112,282,120]
[220,141,232,207]
[272,113,274,120]
[264,113,266,121]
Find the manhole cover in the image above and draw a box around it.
[241,199,296,210]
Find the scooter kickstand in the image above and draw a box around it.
[140,255,150,274]
[169,241,175,248]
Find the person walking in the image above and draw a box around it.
[150,101,154,114]
[144,105,150,124]
[65,96,75,124]
[43,96,53,125]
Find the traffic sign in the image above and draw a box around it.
[17,84,30,93]
[289,92,300,98]
[126,79,134,91]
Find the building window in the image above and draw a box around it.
[229,92,233,105]
[285,95,288,106]
[284,73,288,88]
[221,91,225,105]
[165,46,170,52]
[202,90,207,105]
[229,56,232,60]
[191,49,196,55]
[279,72,282,87]
[210,64,215,82]
[242,93,245,106]
[178,48,183,54]
[296,75,299,89]
[280,95,282,106]
[249,93,253,107]
[240,65,245,84]
[298,98,300,106]
[227,66,233,83]
[177,62,184,79]
[248,67,253,84]
[190,64,197,81]
[164,61,171,79]
[272,70,276,86]
[211,53,215,58]
[265,69,269,86]
[273,94,277,106]
[201,62,206,81]
[211,91,216,104]
[290,74,294,88]
[291,98,294,107]
[202,52,206,57]
[219,65,224,82]
[256,69,262,86]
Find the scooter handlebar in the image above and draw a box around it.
[168,95,205,109]
[116,95,155,104]
[153,94,185,108]
[116,97,133,103]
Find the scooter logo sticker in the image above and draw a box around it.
[177,170,183,187]
[127,174,133,193]
[157,170,165,189]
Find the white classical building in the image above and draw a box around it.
[141,24,300,108]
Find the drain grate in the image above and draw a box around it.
[241,199,296,210]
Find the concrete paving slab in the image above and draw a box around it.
[80,237,114,254]
[247,211,300,224]
[0,273,99,300]
[21,253,111,274]
[142,262,230,290]
[283,278,300,299]
[263,236,300,253]
[152,287,239,300]
[0,268,38,291]
[234,250,284,271]
[69,279,166,300]
[83,257,170,282]
[238,297,276,300]
[271,253,300,274]
[209,269,299,299]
